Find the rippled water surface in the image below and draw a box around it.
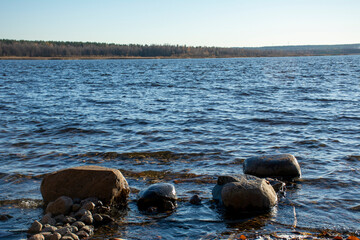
[0,56,360,239]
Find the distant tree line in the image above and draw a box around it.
[1,39,359,58]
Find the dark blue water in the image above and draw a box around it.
[0,56,360,239]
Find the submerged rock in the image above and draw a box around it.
[213,175,277,212]
[40,165,130,206]
[137,183,177,212]
[243,154,301,179]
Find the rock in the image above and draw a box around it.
[266,178,286,193]
[80,211,93,225]
[55,226,72,236]
[189,195,202,205]
[54,214,66,224]
[71,204,81,213]
[74,209,90,219]
[45,196,73,216]
[221,175,277,212]
[49,232,61,240]
[0,214,12,221]
[93,213,103,223]
[76,230,89,239]
[42,226,57,233]
[100,214,114,224]
[64,232,80,240]
[29,233,45,240]
[63,216,76,224]
[81,201,95,211]
[71,221,85,229]
[80,225,94,235]
[61,236,73,240]
[40,165,130,206]
[41,232,52,240]
[41,213,56,225]
[212,175,247,204]
[137,183,177,212]
[28,220,43,233]
[243,154,301,179]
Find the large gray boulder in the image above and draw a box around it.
[41,166,130,206]
[243,154,301,179]
[213,175,277,212]
[137,183,177,212]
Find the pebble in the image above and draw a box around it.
[29,233,45,240]
[81,201,95,211]
[65,232,80,240]
[80,211,93,225]
[72,221,85,229]
[76,230,89,239]
[28,220,43,233]
[41,226,57,233]
[41,213,56,225]
[49,232,61,240]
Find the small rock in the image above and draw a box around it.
[64,232,80,240]
[28,220,43,233]
[49,232,61,240]
[42,226,57,233]
[41,213,56,225]
[0,214,12,221]
[93,213,103,223]
[81,201,95,211]
[63,216,76,224]
[41,232,52,240]
[45,196,73,216]
[137,183,177,212]
[55,226,72,236]
[74,209,90,219]
[71,221,85,229]
[80,211,93,225]
[29,233,45,240]
[266,178,286,193]
[100,214,114,224]
[80,225,94,235]
[54,214,66,224]
[243,154,301,179]
[76,230,89,239]
[189,195,202,205]
[61,236,73,240]
[70,226,78,233]
[71,204,81,213]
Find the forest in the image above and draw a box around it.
[1,39,360,58]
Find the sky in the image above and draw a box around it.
[1,0,359,47]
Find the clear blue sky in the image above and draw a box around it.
[1,0,359,47]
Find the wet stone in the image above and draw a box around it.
[80,225,94,235]
[221,175,278,212]
[243,154,301,179]
[137,183,177,212]
[0,214,12,221]
[93,213,103,223]
[189,195,202,205]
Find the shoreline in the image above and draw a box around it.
[1,53,359,60]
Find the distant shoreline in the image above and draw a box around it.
[1,54,359,60]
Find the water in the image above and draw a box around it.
[0,56,360,239]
